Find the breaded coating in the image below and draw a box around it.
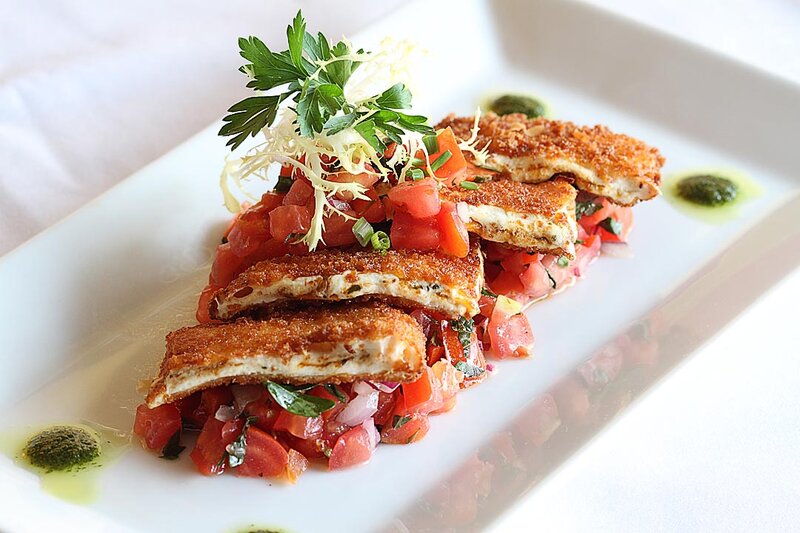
[441,178,577,258]
[437,113,664,206]
[210,240,484,320]
[146,303,425,407]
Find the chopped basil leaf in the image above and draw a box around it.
[472,175,493,183]
[545,268,557,289]
[284,231,306,244]
[575,239,585,245]
[557,256,569,268]
[226,416,257,468]
[406,430,420,444]
[422,134,439,155]
[430,150,452,172]
[599,217,622,236]
[266,381,335,417]
[370,230,390,253]
[159,430,185,460]
[275,175,293,193]
[346,284,362,294]
[408,168,425,181]
[352,217,374,247]
[392,415,412,429]
[460,180,479,190]
[575,200,601,220]
[449,317,475,357]
[481,287,498,299]
[220,235,228,244]
[455,360,485,378]
[324,384,348,403]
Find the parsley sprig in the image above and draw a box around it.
[219,11,433,150]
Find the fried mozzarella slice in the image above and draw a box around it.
[441,178,578,258]
[210,241,483,320]
[437,113,664,206]
[146,303,425,407]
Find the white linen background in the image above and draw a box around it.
[1,1,799,532]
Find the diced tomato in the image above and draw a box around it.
[328,172,380,201]
[196,284,220,324]
[573,232,601,278]
[489,270,525,297]
[441,325,486,387]
[484,242,515,262]
[487,306,535,359]
[351,189,386,224]
[478,295,496,317]
[436,201,469,257]
[247,238,293,263]
[283,179,315,206]
[426,128,468,179]
[380,413,430,444]
[244,399,280,432]
[388,177,441,218]
[259,191,286,212]
[282,434,325,459]
[273,411,324,440]
[518,260,554,301]
[190,417,243,475]
[500,251,541,274]
[234,426,289,478]
[133,403,182,451]
[321,211,357,248]
[373,391,398,428]
[285,449,309,483]
[269,205,312,243]
[401,370,435,412]
[578,197,615,230]
[596,206,633,243]
[390,210,440,251]
[176,393,201,425]
[228,201,275,258]
[187,386,234,428]
[328,425,375,470]
[210,243,244,287]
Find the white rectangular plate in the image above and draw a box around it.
[1,0,798,531]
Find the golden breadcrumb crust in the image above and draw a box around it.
[146,303,424,406]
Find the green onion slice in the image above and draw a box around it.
[460,180,479,190]
[430,150,452,172]
[352,217,374,247]
[423,134,439,155]
[371,230,391,252]
[408,168,425,181]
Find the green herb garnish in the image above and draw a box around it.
[557,256,569,268]
[430,150,452,172]
[460,180,479,190]
[275,175,293,193]
[481,287,498,299]
[266,381,335,417]
[408,168,425,180]
[575,200,602,220]
[219,12,433,150]
[352,216,374,247]
[545,268,557,290]
[599,217,622,236]
[226,416,257,468]
[346,284,362,294]
[324,384,348,403]
[449,317,475,357]
[472,175,492,183]
[422,134,439,155]
[370,230,391,253]
[393,415,412,429]
[160,430,185,461]
[455,360,485,378]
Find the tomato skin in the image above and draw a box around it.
[273,411,324,440]
[133,403,182,451]
[269,205,312,243]
[283,179,315,206]
[427,128,468,179]
[388,177,441,218]
[328,425,374,470]
[285,449,309,483]
[244,400,280,432]
[401,370,434,411]
[210,243,244,287]
[187,386,234,428]
[488,307,535,359]
[351,189,386,223]
[596,206,633,243]
[321,211,358,248]
[373,391,398,428]
[518,260,553,301]
[234,426,289,478]
[380,413,430,444]
[390,210,440,251]
[489,270,525,297]
[228,201,275,258]
[436,201,470,257]
[190,417,243,475]
[441,324,486,387]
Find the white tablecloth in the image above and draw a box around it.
[2,1,798,531]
